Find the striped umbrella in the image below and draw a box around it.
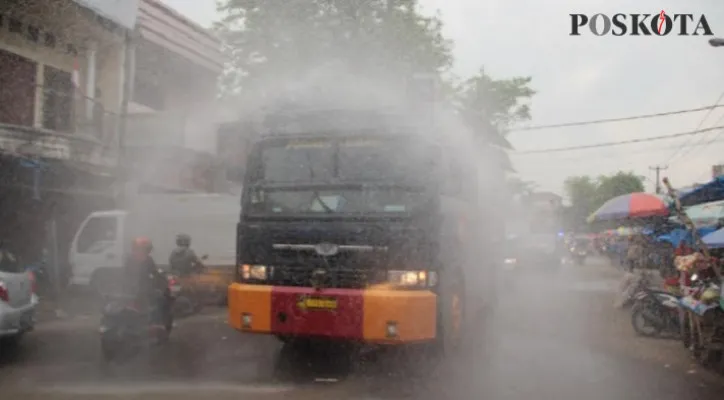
[587,192,669,223]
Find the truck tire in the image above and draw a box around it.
[430,268,466,359]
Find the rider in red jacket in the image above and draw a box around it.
[123,237,171,330]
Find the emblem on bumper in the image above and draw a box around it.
[314,242,339,256]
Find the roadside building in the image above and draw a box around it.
[0,0,227,287]
[0,0,132,282]
[123,0,226,193]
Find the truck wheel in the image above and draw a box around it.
[431,269,466,359]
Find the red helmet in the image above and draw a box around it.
[132,237,153,254]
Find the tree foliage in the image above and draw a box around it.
[454,69,535,140]
[596,172,646,203]
[215,0,453,97]
[564,171,646,228]
[215,0,536,188]
[215,0,535,134]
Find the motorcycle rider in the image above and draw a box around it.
[123,237,171,331]
[169,233,204,277]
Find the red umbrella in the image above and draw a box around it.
[588,192,669,223]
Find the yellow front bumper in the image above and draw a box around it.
[228,284,437,343]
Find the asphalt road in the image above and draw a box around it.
[2,257,724,400]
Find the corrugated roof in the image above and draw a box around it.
[138,0,223,73]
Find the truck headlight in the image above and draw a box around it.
[504,258,517,265]
[240,264,268,280]
[387,270,437,288]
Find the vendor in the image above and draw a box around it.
[625,235,644,272]
[674,239,694,257]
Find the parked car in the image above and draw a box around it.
[0,248,37,347]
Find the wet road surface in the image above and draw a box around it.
[2,257,724,399]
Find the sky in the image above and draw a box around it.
[163,0,724,197]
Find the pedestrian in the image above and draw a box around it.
[625,235,644,272]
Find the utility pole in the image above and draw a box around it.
[649,165,668,194]
[116,29,136,203]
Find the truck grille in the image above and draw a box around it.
[265,246,387,289]
[269,266,384,289]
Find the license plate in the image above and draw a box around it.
[297,296,337,310]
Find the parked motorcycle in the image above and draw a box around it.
[615,270,656,309]
[630,287,680,337]
[678,272,723,364]
[99,290,173,362]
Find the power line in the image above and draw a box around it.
[509,104,724,132]
[512,138,724,161]
[663,90,724,164]
[667,110,724,163]
[677,112,724,161]
[649,165,668,194]
[514,125,724,155]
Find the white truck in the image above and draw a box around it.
[68,193,240,294]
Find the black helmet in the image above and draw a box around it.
[176,233,191,247]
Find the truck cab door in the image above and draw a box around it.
[69,214,124,286]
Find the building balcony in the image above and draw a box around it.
[0,84,119,169]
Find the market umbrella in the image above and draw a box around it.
[677,176,724,207]
[658,226,718,247]
[587,192,669,223]
[681,200,724,226]
[702,228,724,249]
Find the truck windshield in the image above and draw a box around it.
[246,136,435,215]
[258,137,432,183]
[247,187,426,214]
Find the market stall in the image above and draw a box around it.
[664,177,724,367]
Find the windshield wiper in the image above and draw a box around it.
[305,150,334,213]
[311,192,335,213]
